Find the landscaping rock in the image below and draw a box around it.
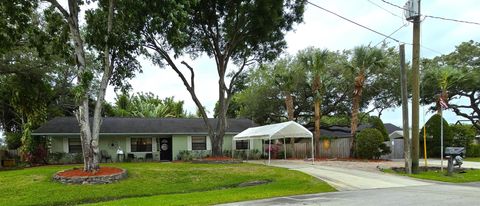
[191,159,243,164]
[238,180,272,187]
[53,168,127,184]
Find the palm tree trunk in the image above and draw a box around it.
[350,73,365,158]
[284,92,295,158]
[314,99,321,157]
[312,75,322,157]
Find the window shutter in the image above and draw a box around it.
[206,136,211,150]
[63,137,68,153]
[126,137,131,153]
[187,136,192,151]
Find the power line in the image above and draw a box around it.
[306,1,402,43]
[375,23,409,46]
[366,0,404,20]
[425,15,480,26]
[380,0,480,26]
[306,0,446,56]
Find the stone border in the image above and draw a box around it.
[53,168,127,184]
[191,159,243,164]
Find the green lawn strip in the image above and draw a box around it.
[83,172,335,206]
[465,157,480,162]
[0,162,335,206]
[384,168,480,183]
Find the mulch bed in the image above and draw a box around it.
[57,167,123,177]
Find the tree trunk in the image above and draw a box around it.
[350,72,365,158]
[49,0,115,172]
[284,92,295,158]
[314,99,321,157]
[90,0,116,170]
[312,75,322,158]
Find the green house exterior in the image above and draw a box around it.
[33,117,262,161]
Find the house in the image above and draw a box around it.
[31,117,262,161]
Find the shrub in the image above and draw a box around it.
[48,152,83,164]
[467,144,480,157]
[369,117,389,141]
[356,128,390,159]
[5,132,22,150]
[451,124,476,150]
[420,114,453,158]
[177,150,193,161]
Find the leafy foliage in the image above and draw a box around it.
[370,117,389,141]
[107,92,187,118]
[421,41,480,131]
[450,124,476,151]
[420,114,453,158]
[356,128,390,159]
[5,132,22,150]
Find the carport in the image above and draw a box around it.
[233,121,314,164]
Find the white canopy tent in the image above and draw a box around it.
[233,121,314,164]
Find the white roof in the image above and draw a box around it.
[233,121,313,140]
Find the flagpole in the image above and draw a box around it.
[440,106,444,172]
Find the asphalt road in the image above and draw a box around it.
[218,160,480,206]
[220,184,480,206]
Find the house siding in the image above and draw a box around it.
[48,134,263,161]
[172,135,188,160]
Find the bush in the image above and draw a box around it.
[48,152,83,164]
[451,124,476,150]
[176,150,211,161]
[356,128,390,159]
[369,117,389,141]
[420,114,453,158]
[177,150,193,161]
[5,132,22,150]
[467,144,480,157]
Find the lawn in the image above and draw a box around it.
[384,168,480,183]
[465,157,480,162]
[0,162,335,206]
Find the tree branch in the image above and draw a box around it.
[180,61,195,90]
[45,0,70,20]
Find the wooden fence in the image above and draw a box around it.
[263,137,353,159]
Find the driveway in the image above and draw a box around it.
[218,160,480,206]
[248,160,431,191]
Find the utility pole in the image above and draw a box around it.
[404,0,421,173]
[400,44,411,174]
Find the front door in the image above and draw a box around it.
[158,137,172,161]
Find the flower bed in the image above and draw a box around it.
[53,167,127,184]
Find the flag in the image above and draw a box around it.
[439,97,448,109]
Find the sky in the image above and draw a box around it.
[103,0,480,127]
[1,0,480,140]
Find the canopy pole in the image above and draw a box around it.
[231,138,234,159]
[283,138,287,160]
[268,137,271,165]
[311,136,314,165]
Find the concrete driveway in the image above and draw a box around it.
[250,160,431,191]
[218,160,480,206]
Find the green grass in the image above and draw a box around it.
[0,162,335,206]
[384,168,480,183]
[465,157,480,162]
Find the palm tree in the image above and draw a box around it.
[348,46,385,157]
[298,48,330,157]
[433,66,463,113]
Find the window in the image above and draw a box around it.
[131,138,152,152]
[236,140,249,150]
[191,136,206,150]
[68,138,82,153]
